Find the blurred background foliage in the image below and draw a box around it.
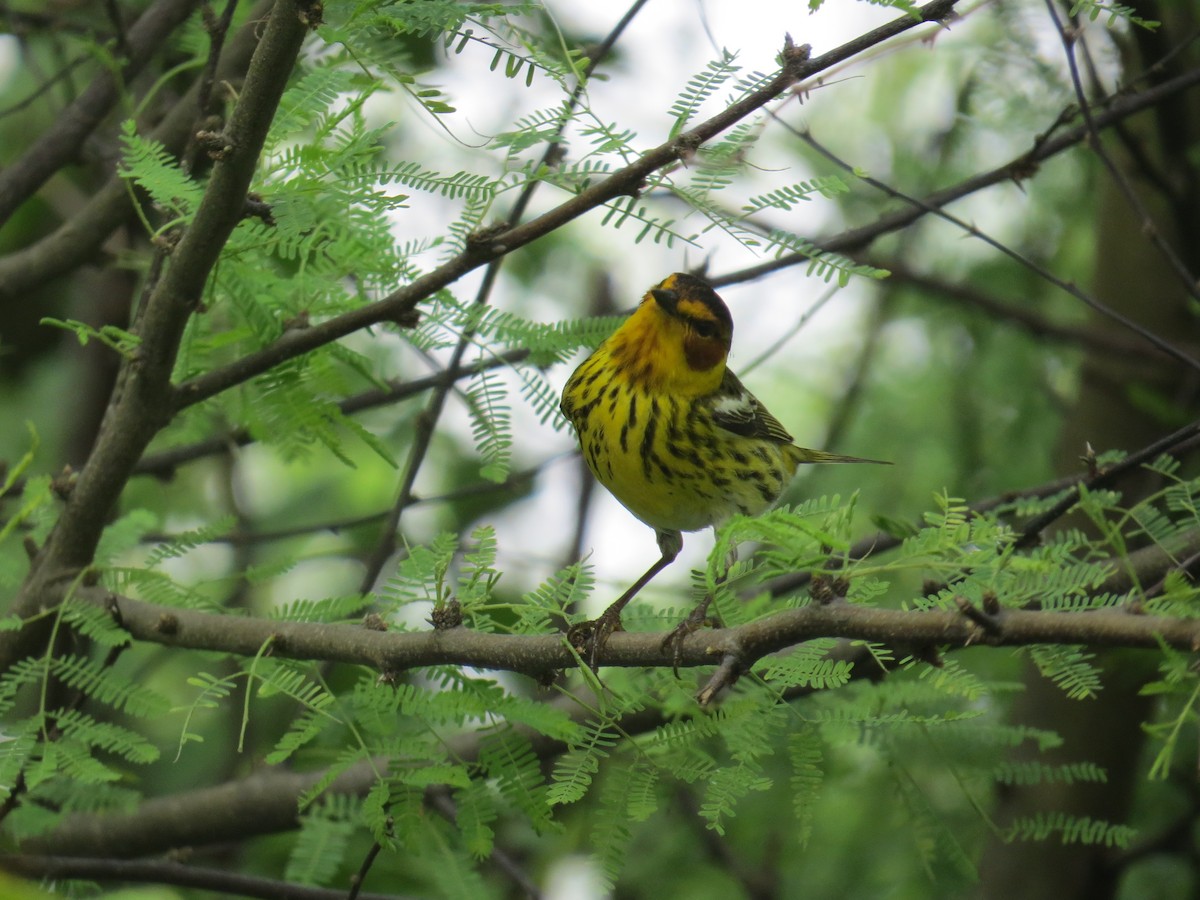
[1,0,1199,897]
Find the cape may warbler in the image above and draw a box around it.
[560,272,886,665]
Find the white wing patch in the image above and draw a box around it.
[710,391,768,441]
[710,391,748,422]
[710,369,795,443]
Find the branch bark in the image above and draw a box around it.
[77,526,1200,677]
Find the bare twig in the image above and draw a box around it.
[791,125,1200,375]
[0,855,405,900]
[0,53,89,119]
[346,841,384,900]
[714,62,1200,289]
[425,792,543,899]
[0,0,203,229]
[195,0,240,130]
[140,466,539,546]
[1043,0,1200,304]
[876,259,1163,358]
[1015,417,1200,548]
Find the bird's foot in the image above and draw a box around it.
[659,597,718,677]
[567,607,625,671]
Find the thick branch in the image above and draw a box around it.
[23,532,1184,859]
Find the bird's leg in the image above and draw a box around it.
[660,539,738,675]
[569,530,683,670]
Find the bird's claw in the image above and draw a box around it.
[568,609,624,671]
[659,600,718,677]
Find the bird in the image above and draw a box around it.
[559,272,888,667]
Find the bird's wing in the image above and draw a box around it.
[708,369,795,444]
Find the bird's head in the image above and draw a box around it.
[646,271,733,370]
[606,272,733,394]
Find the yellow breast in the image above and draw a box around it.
[562,351,794,535]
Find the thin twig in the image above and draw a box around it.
[714,62,1200,289]
[139,466,540,545]
[0,855,405,900]
[0,53,89,119]
[346,840,383,900]
[677,789,780,899]
[760,431,1200,600]
[196,0,240,123]
[1015,417,1200,548]
[1043,0,1200,304]
[134,350,529,477]
[426,792,543,898]
[102,0,129,57]
[792,125,1200,375]
[821,292,886,454]
[877,259,1163,358]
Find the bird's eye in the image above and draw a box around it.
[693,320,718,339]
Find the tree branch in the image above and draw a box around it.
[0,0,202,229]
[1043,0,1200,304]
[1015,416,1200,547]
[875,258,1163,358]
[71,527,1200,681]
[714,61,1200,287]
[794,125,1200,375]
[0,854,404,900]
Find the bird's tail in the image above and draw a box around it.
[786,446,891,468]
